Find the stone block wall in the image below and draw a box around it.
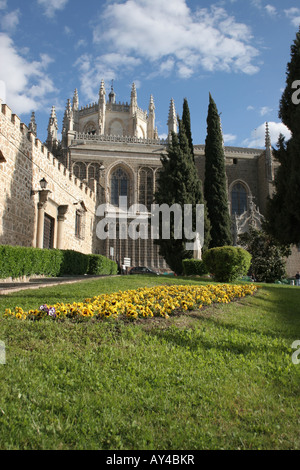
[0,99,98,255]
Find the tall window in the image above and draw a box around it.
[88,163,101,182]
[43,214,54,249]
[139,167,154,211]
[73,162,87,181]
[75,209,85,240]
[231,183,247,215]
[111,167,129,206]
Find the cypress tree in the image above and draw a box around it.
[182,98,194,161]
[155,121,210,274]
[265,27,300,244]
[204,93,232,248]
[279,26,300,135]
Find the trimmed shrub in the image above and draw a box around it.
[0,245,63,279]
[182,259,208,276]
[0,245,117,279]
[202,246,252,282]
[59,250,89,276]
[87,254,118,276]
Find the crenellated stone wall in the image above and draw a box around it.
[0,99,98,254]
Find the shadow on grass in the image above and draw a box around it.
[144,285,300,354]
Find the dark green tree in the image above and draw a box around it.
[239,228,291,283]
[204,93,232,248]
[279,26,300,135]
[182,98,194,161]
[265,27,300,245]
[155,121,210,274]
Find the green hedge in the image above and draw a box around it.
[202,246,252,282]
[0,245,117,279]
[182,259,208,276]
[87,254,118,276]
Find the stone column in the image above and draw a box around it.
[36,190,51,248]
[57,205,69,250]
[36,202,46,249]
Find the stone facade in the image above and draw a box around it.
[0,98,97,255]
[0,82,299,276]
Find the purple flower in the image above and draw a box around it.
[48,307,56,318]
[39,304,48,311]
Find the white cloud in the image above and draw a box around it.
[0,80,6,101]
[75,52,142,101]
[37,0,69,18]
[223,133,237,144]
[93,0,260,79]
[64,26,72,36]
[0,33,55,113]
[0,0,7,9]
[243,122,291,148]
[0,9,20,32]
[75,39,88,49]
[284,7,300,27]
[265,5,277,17]
[260,106,273,116]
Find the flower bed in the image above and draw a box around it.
[4,284,259,321]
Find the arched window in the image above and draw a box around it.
[88,163,101,182]
[84,122,97,135]
[73,162,87,181]
[231,183,247,215]
[139,167,154,211]
[111,167,129,206]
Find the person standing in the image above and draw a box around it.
[296,271,300,286]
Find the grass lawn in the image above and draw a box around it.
[0,275,299,450]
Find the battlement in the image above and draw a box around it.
[106,101,130,113]
[71,132,168,147]
[79,102,98,115]
[0,100,95,202]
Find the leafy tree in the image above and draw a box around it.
[239,228,291,283]
[265,27,300,244]
[155,121,210,274]
[204,93,232,248]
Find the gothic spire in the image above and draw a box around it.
[99,79,106,98]
[73,88,79,111]
[167,98,177,136]
[265,121,271,149]
[46,106,58,146]
[149,94,155,113]
[28,111,37,136]
[147,95,156,139]
[109,79,116,104]
[131,83,137,106]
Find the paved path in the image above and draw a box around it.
[0,275,114,295]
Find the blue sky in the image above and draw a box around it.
[0,0,299,148]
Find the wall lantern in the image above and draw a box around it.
[39,177,48,189]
